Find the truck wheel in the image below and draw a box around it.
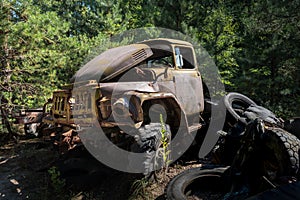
[263,127,300,177]
[223,92,257,124]
[130,122,171,176]
[234,125,300,193]
[166,166,231,200]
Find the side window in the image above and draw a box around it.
[174,46,195,69]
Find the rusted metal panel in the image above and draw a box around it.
[73,44,153,83]
[173,72,204,115]
[100,81,159,94]
[14,108,43,124]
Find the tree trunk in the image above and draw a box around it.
[0,106,16,141]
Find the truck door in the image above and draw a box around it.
[172,46,204,116]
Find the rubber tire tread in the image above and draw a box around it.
[130,123,171,175]
[166,166,230,200]
[264,127,300,175]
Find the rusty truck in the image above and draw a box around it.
[19,39,300,192]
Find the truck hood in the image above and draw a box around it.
[72,43,153,83]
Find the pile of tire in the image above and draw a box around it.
[166,92,300,200]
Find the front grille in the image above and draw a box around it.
[73,92,92,112]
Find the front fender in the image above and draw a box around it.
[124,91,189,131]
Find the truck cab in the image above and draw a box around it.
[43,38,205,153]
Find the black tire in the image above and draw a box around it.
[223,92,257,124]
[166,166,231,200]
[263,127,300,176]
[233,125,300,194]
[130,122,171,175]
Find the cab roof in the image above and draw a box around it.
[140,38,193,46]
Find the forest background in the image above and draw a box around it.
[1,0,299,135]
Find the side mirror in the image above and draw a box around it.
[175,47,183,68]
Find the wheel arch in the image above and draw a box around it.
[127,91,189,132]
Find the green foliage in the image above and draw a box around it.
[1,0,82,109]
[129,177,149,200]
[1,0,299,138]
[229,0,300,117]
[33,0,128,37]
[183,1,240,87]
[48,166,66,198]
[159,114,171,168]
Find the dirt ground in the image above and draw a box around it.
[0,137,202,200]
[0,139,58,199]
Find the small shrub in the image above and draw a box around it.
[159,114,171,172]
[48,166,66,198]
[129,177,149,200]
